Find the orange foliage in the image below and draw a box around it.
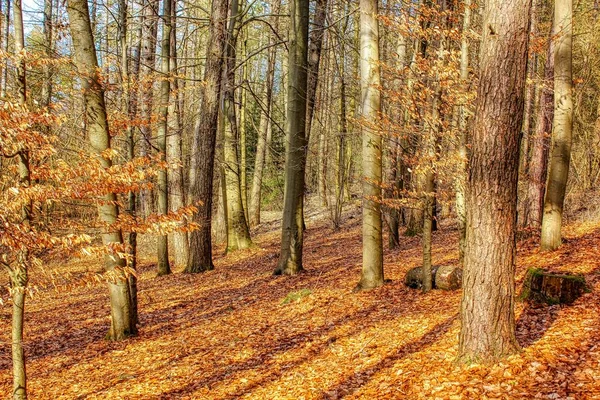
[0,211,598,399]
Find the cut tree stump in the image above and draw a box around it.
[435,265,462,290]
[405,266,462,290]
[519,268,588,305]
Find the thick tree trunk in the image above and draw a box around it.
[167,1,189,269]
[186,0,229,273]
[355,0,383,290]
[540,0,573,251]
[67,0,137,340]
[41,0,53,107]
[156,0,172,275]
[275,0,309,275]
[221,0,252,252]
[525,26,554,230]
[458,0,531,362]
[249,43,276,227]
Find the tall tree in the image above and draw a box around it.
[11,0,30,397]
[540,0,573,251]
[249,39,276,227]
[138,0,159,218]
[458,0,531,362]
[525,23,554,230]
[221,0,252,252]
[67,0,137,339]
[355,0,383,290]
[455,0,471,265]
[156,0,172,275]
[275,0,309,275]
[167,0,189,268]
[186,0,230,273]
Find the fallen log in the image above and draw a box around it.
[519,268,588,305]
[405,265,462,290]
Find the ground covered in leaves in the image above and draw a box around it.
[1,209,599,399]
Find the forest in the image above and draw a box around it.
[0,0,599,397]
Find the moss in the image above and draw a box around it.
[281,288,312,304]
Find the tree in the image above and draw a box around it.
[540,0,573,251]
[10,0,31,396]
[275,0,309,275]
[156,0,172,275]
[186,0,230,273]
[355,0,383,290]
[67,0,137,339]
[525,20,554,230]
[458,0,531,362]
[221,0,253,252]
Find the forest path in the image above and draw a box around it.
[0,210,599,399]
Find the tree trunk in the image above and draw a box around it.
[138,0,159,218]
[67,0,137,340]
[275,0,309,275]
[167,0,189,269]
[249,41,276,227]
[540,0,573,251]
[11,0,29,397]
[156,0,172,275]
[455,0,471,265]
[186,0,229,273]
[525,24,554,230]
[221,0,252,252]
[119,0,140,327]
[355,0,383,291]
[458,0,531,362]
[1,0,9,98]
[41,0,53,108]
[305,0,327,144]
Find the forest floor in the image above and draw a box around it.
[1,206,599,399]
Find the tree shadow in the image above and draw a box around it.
[316,314,458,399]
[515,301,561,348]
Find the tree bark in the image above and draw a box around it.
[67,0,137,340]
[355,0,383,290]
[275,0,309,275]
[458,0,531,362]
[186,0,229,273]
[540,0,573,251]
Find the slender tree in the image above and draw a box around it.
[275,0,309,275]
[221,0,252,251]
[540,0,573,251]
[186,0,230,273]
[156,0,172,275]
[458,0,531,362]
[67,0,137,339]
[355,0,384,290]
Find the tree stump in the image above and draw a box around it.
[519,268,588,305]
[405,266,462,290]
